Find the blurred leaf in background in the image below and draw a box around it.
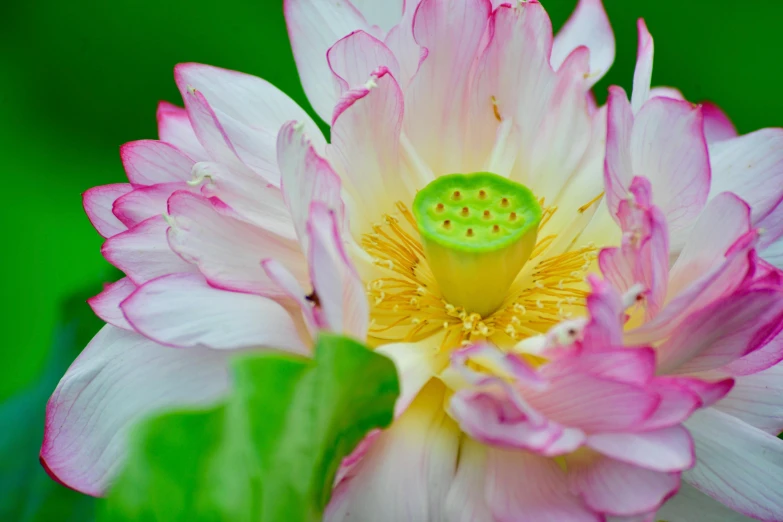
[100,334,399,522]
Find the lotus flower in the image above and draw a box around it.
[42,0,783,520]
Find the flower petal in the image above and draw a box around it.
[284,0,371,122]
[325,382,460,522]
[587,426,694,473]
[702,101,738,144]
[631,19,653,114]
[120,140,194,186]
[443,438,493,522]
[167,190,306,297]
[112,182,193,228]
[709,128,783,241]
[570,456,679,518]
[486,449,599,522]
[83,184,132,238]
[175,63,324,185]
[656,482,757,522]
[684,408,783,522]
[277,122,343,250]
[121,273,306,352]
[405,0,491,173]
[156,100,207,161]
[350,0,403,33]
[715,362,783,435]
[656,289,783,375]
[87,277,137,330]
[307,202,369,339]
[328,30,401,92]
[40,326,231,495]
[101,214,197,285]
[551,0,614,88]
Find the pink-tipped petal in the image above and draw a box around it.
[175,63,325,185]
[328,30,401,92]
[709,128,783,241]
[166,190,306,297]
[405,0,492,173]
[156,100,207,161]
[277,122,343,249]
[87,278,137,330]
[486,449,599,522]
[684,408,783,522]
[350,0,404,33]
[723,328,783,376]
[328,68,407,223]
[702,101,738,144]
[325,383,460,522]
[284,0,371,122]
[260,258,317,333]
[631,19,654,113]
[716,362,783,435]
[630,97,710,235]
[101,214,197,285]
[657,289,783,374]
[83,184,133,238]
[551,0,614,88]
[121,273,306,353]
[586,426,695,472]
[567,453,679,517]
[112,182,194,228]
[40,326,231,495]
[120,140,194,186]
[604,87,635,213]
[307,202,369,339]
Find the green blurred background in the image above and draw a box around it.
[1,0,781,519]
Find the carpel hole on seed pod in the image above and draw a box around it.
[443,220,452,229]
[509,212,517,221]
[452,191,462,201]
[436,203,445,212]
[466,228,474,237]
[483,210,491,219]
[461,207,470,216]
[501,197,509,207]
[478,190,487,200]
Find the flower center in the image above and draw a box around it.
[411,172,542,317]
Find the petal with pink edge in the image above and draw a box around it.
[121,273,306,353]
[325,382,460,522]
[175,63,325,185]
[567,452,679,517]
[657,289,783,375]
[630,98,710,235]
[40,326,231,496]
[551,0,614,88]
[156,101,207,161]
[631,19,653,114]
[101,214,197,285]
[702,101,738,144]
[112,182,194,228]
[307,202,369,339]
[328,68,407,224]
[709,129,783,241]
[120,140,194,186]
[715,362,783,435]
[83,184,132,238]
[723,328,783,376]
[87,278,137,330]
[586,426,694,473]
[284,0,371,122]
[486,448,599,522]
[277,121,343,249]
[261,258,317,334]
[167,191,307,297]
[656,482,757,522]
[684,408,783,522]
[328,30,401,92]
[405,0,491,174]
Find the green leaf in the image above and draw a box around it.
[101,333,400,522]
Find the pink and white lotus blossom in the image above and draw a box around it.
[42,0,783,520]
